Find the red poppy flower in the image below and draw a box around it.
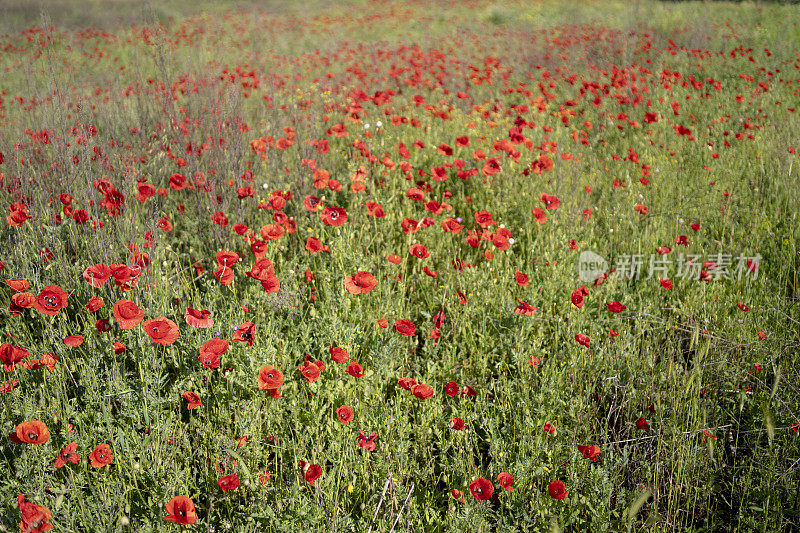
[0,379,20,393]
[514,301,536,316]
[346,362,364,377]
[412,383,434,400]
[185,308,213,328]
[445,381,459,397]
[302,195,322,212]
[302,463,322,485]
[218,474,240,492]
[260,274,281,294]
[431,166,448,182]
[497,472,514,491]
[575,334,591,348]
[514,270,529,287]
[320,206,347,226]
[8,204,31,227]
[182,391,202,410]
[330,346,349,364]
[18,494,53,533]
[606,301,626,313]
[398,377,417,390]
[540,193,561,210]
[578,444,601,461]
[85,295,104,312]
[197,339,227,370]
[14,420,50,445]
[10,292,35,313]
[212,211,229,226]
[531,154,554,173]
[482,158,501,176]
[449,417,465,430]
[366,202,385,218]
[442,218,463,234]
[337,405,354,424]
[305,236,323,253]
[82,264,111,288]
[1,344,29,372]
[469,478,494,500]
[258,365,284,397]
[474,210,495,228]
[169,173,187,190]
[432,307,446,329]
[451,489,465,503]
[55,441,80,468]
[409,244,429,259]
[233,322,255,346]
[532,208,547,224]
[378,318,389,328]
[63,335,84,348]
[141,317,180,345]
[164,495,197,525]
[113,300,145,329]
[548,480,567,500]
[34,285,69,316]
[113,341,125,354]
[213,266,235,286]
[89,443,113,468]
[299,361,321,383]
[357,430,378,452]
[345,272,377,294]
[636,417,649,430]
[659,278,673,290]
[395,319,416,336]
[543,423,555,434]
[460,385,477,398]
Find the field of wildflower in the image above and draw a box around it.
[1,0,799,531]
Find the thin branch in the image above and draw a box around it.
[367,472,392,533]
[389,482,414,533]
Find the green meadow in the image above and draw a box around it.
[0,1,798,531]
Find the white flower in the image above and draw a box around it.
[508,238,515,245]
[262,183,269,189]
[376,120,383,128]
[363,123,370,129]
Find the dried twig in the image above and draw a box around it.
[367,472,392,533]
[389,482,414,533]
